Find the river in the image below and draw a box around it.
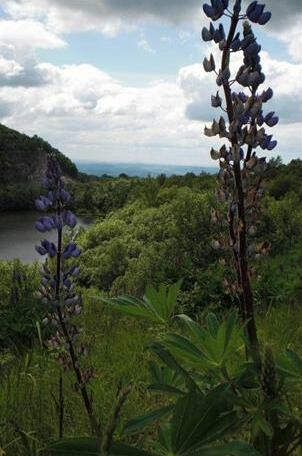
[0,212,92,263]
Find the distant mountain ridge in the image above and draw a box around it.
[76,161,218,178]
[0,123,78,185]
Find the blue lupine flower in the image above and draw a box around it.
[64,210,77,228]
[238,92,248,103]
[246,1,271,25]
[35,217,55,233]
[248,3,264,22]
[245,42,261,56]
[67,265,80,277]
[265,112,279,127]
[257,112,264,126]
[36,245,48,256]
[240,34,255,50]
[237,69,250,87]
[36,239,57,257]
[35,196,52,212]
[258,11,271,25]
[231,33,241,51]
[63,243,81,259]
[267,140,277,150]
[59,188,70,203]
[261,88,273,102]
[261,135,277,150]
[203,0,229,21]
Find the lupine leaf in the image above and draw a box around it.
[158,388,239,455]
[123,405,173,434]
[151,343,200,392]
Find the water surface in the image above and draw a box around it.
[0,212,91,263]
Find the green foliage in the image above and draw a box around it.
[260,194,302,253]
[101,281,182,325]
[45,438,153,455]
[78,187,214,305]
[163,312,244,373]
[156,388,238,455]
[0,260,41,350]
[0,123,78,211]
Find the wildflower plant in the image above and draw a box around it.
[35,154,101,440]
[35,155,136,455]
[100,2,302,455]
[202,0,278,356]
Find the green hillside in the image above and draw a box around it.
[0,123,78,210]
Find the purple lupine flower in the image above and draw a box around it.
[248,3,265,22]
[265,112,279,127]
[203,0,229,21]
[63,243,81,259]
[67,265,80,277]
[267,139,277,150]
[231,33,241,51]
[60,188,71,203]
[35,216,55,233]
[261,88,273,102]
[35,196,52,212]
[245,42,261,56]
[64,210,77,228]
[238,92,248,103]
[258,11,271,25]
[246,1,271,25]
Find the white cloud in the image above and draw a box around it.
[0,1,300,165]
[272,22,302,63]
[137,38,155,54]
[0,60,208,164]
[0,19,66,52]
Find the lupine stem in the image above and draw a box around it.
[221,13,260,359]
[54,217,102,442]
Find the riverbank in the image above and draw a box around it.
[0,211,92,263]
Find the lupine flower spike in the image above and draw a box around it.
[202,0,277,359]
[35,154,101,439]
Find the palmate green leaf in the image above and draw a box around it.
[148,383,185,396]
[163,333,212,369]
[252,414,274,439]
[277,349,302,380]
[151,343,200,392]
[177,314,207,344]
[207,313,219,338]
[145,280,182,322]
[123,405,174,434]
[100,281,182,325]
[169,312,244,371]
[157,388,239,455]
[148,361,186,396]
[101,296,159,321]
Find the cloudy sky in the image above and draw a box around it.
[0,0,301,166]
